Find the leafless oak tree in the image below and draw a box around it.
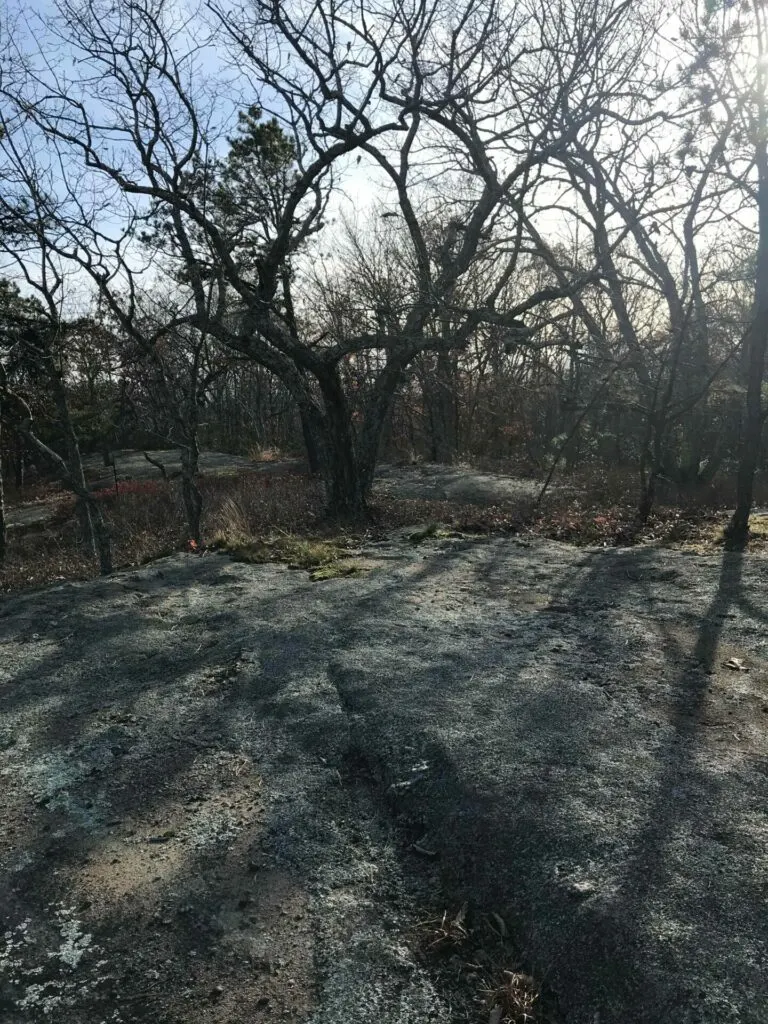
[2,0,657,517]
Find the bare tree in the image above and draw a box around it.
[678,0,768,546]
[1,0,656,517]
[521,7,748,522]
[105,285,234,545]
[0,120,113,571]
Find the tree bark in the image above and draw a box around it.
[356,351,413,500]
[299,404,322,475]
[317,371,367,520]
[727,146,768,548]
[0,419,6,566]
[88,500,114,576]
[180,437,203,546]
[426,352,459,464]
[727,324,768,547]
[637,470,657,527]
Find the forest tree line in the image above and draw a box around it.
[0,0,767,571]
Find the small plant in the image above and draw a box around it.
[414,904,469,951]
[408,522,441,544]
[309,561,366,582]
[482,970,540,1024]
[214,495,251,542]
[214,532,349,571]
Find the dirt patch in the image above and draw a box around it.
[2,536,768,1023]
[0,556,461,1023]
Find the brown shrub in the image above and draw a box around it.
[0,470,328,593]
[2,463,749,595]
[201,470,324,539]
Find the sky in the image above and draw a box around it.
[0,0,761,317]
[2,0,389,293]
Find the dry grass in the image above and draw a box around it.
[205,472,365,572]
[0,482,182,592]
[201,470,325,537]
[1,470,362,593]
[745,513,768,540]
[4,462,767,594]
[213,533,350,570]
[414,905,470,952]
[482,970,540,1024]
[407,522,466,545]
[2,476,66,507]
[246,445,295,464]
[0,521,94,592]
[411,907,549,1024]
[2,463,545,594]
[308,561,367,581]
[707,512,768,547]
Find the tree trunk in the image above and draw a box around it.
[636,425,656,526]
[637,470,657,526]
[727,356,768,547]
[48,362,100,558]
[425,352,459,464]
[299,405,322,475]
[325,437,366,519]
[65,441,113,574]
[285,358,401,522]
[89,500,114,575]
[637,410,665,527]
[356,352,413,501]
[13,443,23,490]
[48,362,112,573]
[0,421,6,566]
[180,438,203,546]
[318,374,367,520]
[727,148,768,549]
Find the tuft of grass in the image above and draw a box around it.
[413,905,469,952]
[213,495,251,542]
[408,521,462,544]
[411,524,473,548]
[408,521,439,544]
[214,532,349,570]
[309,560,367,582]
[483,970,540,1024]
[710,513,768,548]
